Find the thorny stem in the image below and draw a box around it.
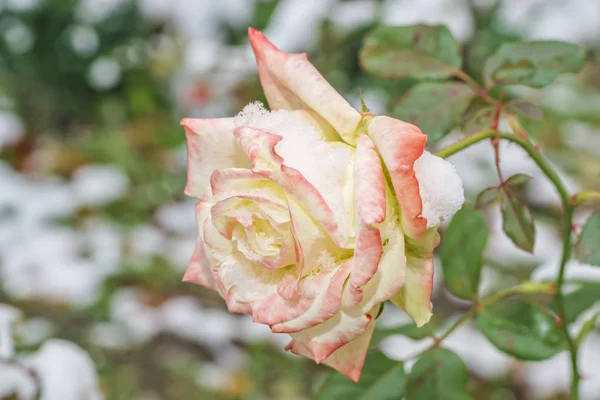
[0,357,42,400]
[435,130,580,399]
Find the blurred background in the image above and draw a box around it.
[0,0,599,399]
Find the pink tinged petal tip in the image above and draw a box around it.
[234,125,340,245]
[181,118,250,200]
[343,135,386,308]
[286,311,377,382]
[367,116,428,239]
[247,27,362,145]
[182,242,216,290]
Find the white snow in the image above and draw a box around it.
[0,304,21,358]
[0,111,24,148]
[414,151,465,227]
[235,102,353,241]
[25,340,103,400]
[71,164,129,206]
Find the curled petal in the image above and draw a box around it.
[350,182,409,317]
[181,118,250,199]
[367,116,427,239]
[183,242,216,290]
[248,27,362,145]
[286,305,376,363]
[390,228,439,327]
[343,135,386,308]
[354,135,386,225]
[182,202,217,290]
[210,196,289,239]
[234,126,340,244]
[270,260,352,334]
[210,168,280,202]
[287,313,377,382]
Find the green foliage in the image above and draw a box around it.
[360,25,461,80]
[371,320,439,345]
[501,189,536,253]
[504,173,533,188]
[319,352,405,400]
[475,186,502,208]
[505,100,543,120]
[483,41,586,88]
[461,101,495,135]
[560,282,600,324]
[391,82,475,141]
[575,311,600,346]
[575,213,600,266]
[440,206,489,298]
[477,300,564,360]
[406,348,471,400]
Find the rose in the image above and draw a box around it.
[181,28,464,381]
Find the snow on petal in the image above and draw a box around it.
[233,123,344,246]
[247,28,362,144]
[414,151,464,227]
[234,103,355,246]
[181,117,250,199]
[367,115,428,239]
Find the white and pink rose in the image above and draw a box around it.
[181,28,464,381]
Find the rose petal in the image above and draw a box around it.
[390,228,439,327]
[253,198,350,329]
[182,242,216,290]
[248,27,362,145]
[182,202,217,290]
[367,116,428,239]
[269,259,352,334]
[286,306,376,363]
[234,126,341,244]
[343,135,386,308]
[287,313,377,382]
[181,118,250,199]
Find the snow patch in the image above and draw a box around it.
[414,151,464,227]
[235,102,353,241]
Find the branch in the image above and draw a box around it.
[436,130,580,399]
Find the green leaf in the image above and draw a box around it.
[319,352,405,400]
[560,282,600,324]
[461,102,495,135]
[391,82,475,141]
[360,25,461,80]
[505,173,533,188]
[501,193,536,252]
[406,348,471,400]
[440,206,489,298]
[575,213,600,266]
[483,41,587,88]
[477,300,564,361]
[371,322,437,345]
[575,311,600,346]
[464,27,521,84]
[476,186,502,209]
[506,100,543,120]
